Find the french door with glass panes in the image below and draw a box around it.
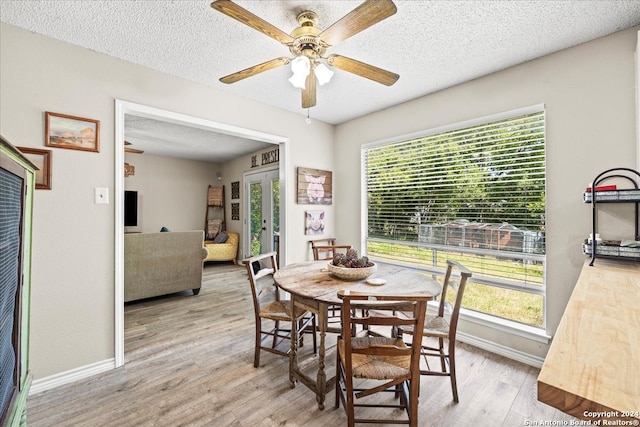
[244,168,279,259]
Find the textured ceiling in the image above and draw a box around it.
[2,0,640,160]
[124,115,273,162]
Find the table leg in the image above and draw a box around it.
[287,297,332,409]
[316,302,328,409]
[289,297,299,389]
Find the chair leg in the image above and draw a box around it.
[335,350,341,409]
[296,316,317,353]
[272,320,280,349]
[254,319,261,368]
[290,316,298,387]
[394,383,400,399]
[345,378,355,427]
[409,379,419,427]
[311,313,318,354]
[449,340,459,403]
[297,318,305,348]
[438,337,447,372]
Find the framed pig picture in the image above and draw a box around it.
[305,210,325,235]
[297,167,332,205]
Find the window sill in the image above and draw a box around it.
[457,307,551,344]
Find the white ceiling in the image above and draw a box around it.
[2,0,640,161]
[123,114,274,162]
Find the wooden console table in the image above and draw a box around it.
[538,259,640,422]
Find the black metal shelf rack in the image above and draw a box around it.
[583,167,640,266]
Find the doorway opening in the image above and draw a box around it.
[114,100,288,367]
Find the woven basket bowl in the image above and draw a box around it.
[327,261,377,281]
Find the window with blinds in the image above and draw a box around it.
[363,107,546,328]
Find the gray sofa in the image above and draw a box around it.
[124,230,208,302]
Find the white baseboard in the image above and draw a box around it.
[29,358,116,396]
[456,332,545,368]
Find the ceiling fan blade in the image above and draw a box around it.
[319,0,397,47]
[211,0,294,45]
[327,54,399,86]
[302,71,317,108]
[220,57,291,84]
[124,141,144,153]
[125,147,144,154]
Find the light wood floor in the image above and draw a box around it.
[27,263,576,426]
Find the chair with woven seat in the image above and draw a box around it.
[312,244,352,262]
[309,238,352,262]
[309,240,352,328]
[398,260,472,403]
[242,252,316,368]
[334,290,428,427]
[309,237,336,249]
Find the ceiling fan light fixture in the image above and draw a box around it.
[290,55,310,74]
[288,72,307,89]
[289,55,311,89]
[314,63,334,86]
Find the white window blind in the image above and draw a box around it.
[363,109,546,327]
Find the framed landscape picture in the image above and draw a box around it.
[45,111,100,153]
[17,147,52,190]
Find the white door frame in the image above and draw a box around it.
[114,100,288,367]
[243,167,279,258]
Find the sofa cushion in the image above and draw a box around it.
[213,231,228,243]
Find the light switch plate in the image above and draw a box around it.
[95,187,109,204]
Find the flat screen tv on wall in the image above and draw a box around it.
[124,190,138,227]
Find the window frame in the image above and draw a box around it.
[360,104,548,337]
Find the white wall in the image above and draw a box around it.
[0,23,334,380]
[335,26,640,358]
[124,153,220,233]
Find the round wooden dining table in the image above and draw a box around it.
[273,260,441,409]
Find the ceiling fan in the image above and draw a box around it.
[210,0,400,109]
[124,141,144,154]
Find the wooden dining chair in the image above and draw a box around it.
[334,290,428,427]
[309,237,336,248]
[312,244,353,262]
[398,260,472,403]
[309,238,351,261]
[242,252,316,368]
[309,239,352,327]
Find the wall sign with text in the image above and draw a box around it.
[251,148,279,168]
